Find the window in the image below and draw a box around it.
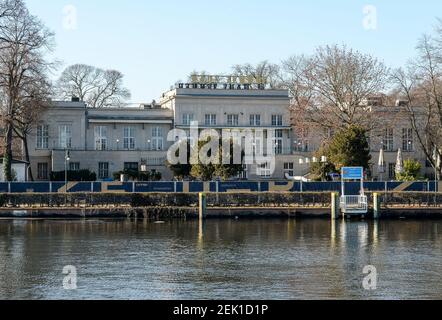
[151,127,164,151]
[37,163,48,180]
[284,163,295,177]
[253,138,262,156]
[238,164,248,180]
[147,157,165,166]
[182,113,194,125]
[124,162,139,172]
[250,114,261,126]
[59,125,72,149]
[402,128,413,151]
[294,129,309,152]
[388,163,396,180]
[383,128,394,152]
[227,114,239,126]
[69,162,80,171]
[258,162,271,178]
[271,115,283,126]
[272,129,283,154]
[294,140,309,152]
[37,125,49,149]
[94,126,107,151]
[123,127,136,150]
[205,114,217,126]
[98,162,109,179]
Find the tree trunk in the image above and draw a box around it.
[23,134,33,181]
[3,121,13,182]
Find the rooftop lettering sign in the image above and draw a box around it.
[190,74,267,85]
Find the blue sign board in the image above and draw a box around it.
[341,167,364,180]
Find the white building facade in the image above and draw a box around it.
[25,81,432,182]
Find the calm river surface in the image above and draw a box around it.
[0,218,441,300]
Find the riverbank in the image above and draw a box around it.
[1,206,442,219]
[1,191,441,219]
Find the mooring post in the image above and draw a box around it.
[199,192,206,220]
[331,192,340,220]
[373,192,380,219]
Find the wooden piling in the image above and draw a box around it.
[199,192,206,220]
[331,192,340,220]
[373,193,380,219]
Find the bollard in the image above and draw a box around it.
[373,193,380,219]
[199,192,206,220]
[331,192,340,220]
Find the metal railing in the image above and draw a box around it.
[340,195,368,213]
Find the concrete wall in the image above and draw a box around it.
[0,163,27,182]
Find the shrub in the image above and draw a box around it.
[113,170,162,182]
[396,159,423,181]
[50,170,97,181]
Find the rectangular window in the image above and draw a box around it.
[258,162,271,178]
[124,162,139,172]
[402,128,413,151]
[205,114,217,126]
[294,129,309,152]
[250,114,261,126]
[182,113,194,126]
[37,125,49,149]
[284,162,295,177]
[58,125,72,149]
[37,163,49,180]
[227,114,239,126]
[388,163,396,180]
[383,128,394,152]
[271,115,283,126]
[123,127,136,150]
[98,162,109,179]
[151,127,164,151]
[69,162,80,171]
[272,129,283,154]
[294,140,309,152]
[147,157,165,166]
[94,126,107,151]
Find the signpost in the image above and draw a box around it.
[340,167,368,216]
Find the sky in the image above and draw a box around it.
[25,0,442,103]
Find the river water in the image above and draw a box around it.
[0,218,440,300]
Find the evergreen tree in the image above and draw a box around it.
[325,125,372,171]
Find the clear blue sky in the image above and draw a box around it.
[25,0,442,103]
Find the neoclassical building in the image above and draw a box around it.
[25,80,432,182]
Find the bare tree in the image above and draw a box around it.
[391,31,442,178]
[0,0,54,181]
[13,78,51,181]
[281,45,388,133]
[57,64,131,108]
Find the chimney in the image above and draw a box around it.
[71,96,80,102]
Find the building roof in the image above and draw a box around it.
[0,157,29,164]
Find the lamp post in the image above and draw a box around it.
[64,149,71,193]
[432,147,440,195]
[116,139,120,151]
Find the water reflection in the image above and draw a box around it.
[0,218,441,300]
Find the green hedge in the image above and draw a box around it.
[51,170,97,182]
[113,170,162,181]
